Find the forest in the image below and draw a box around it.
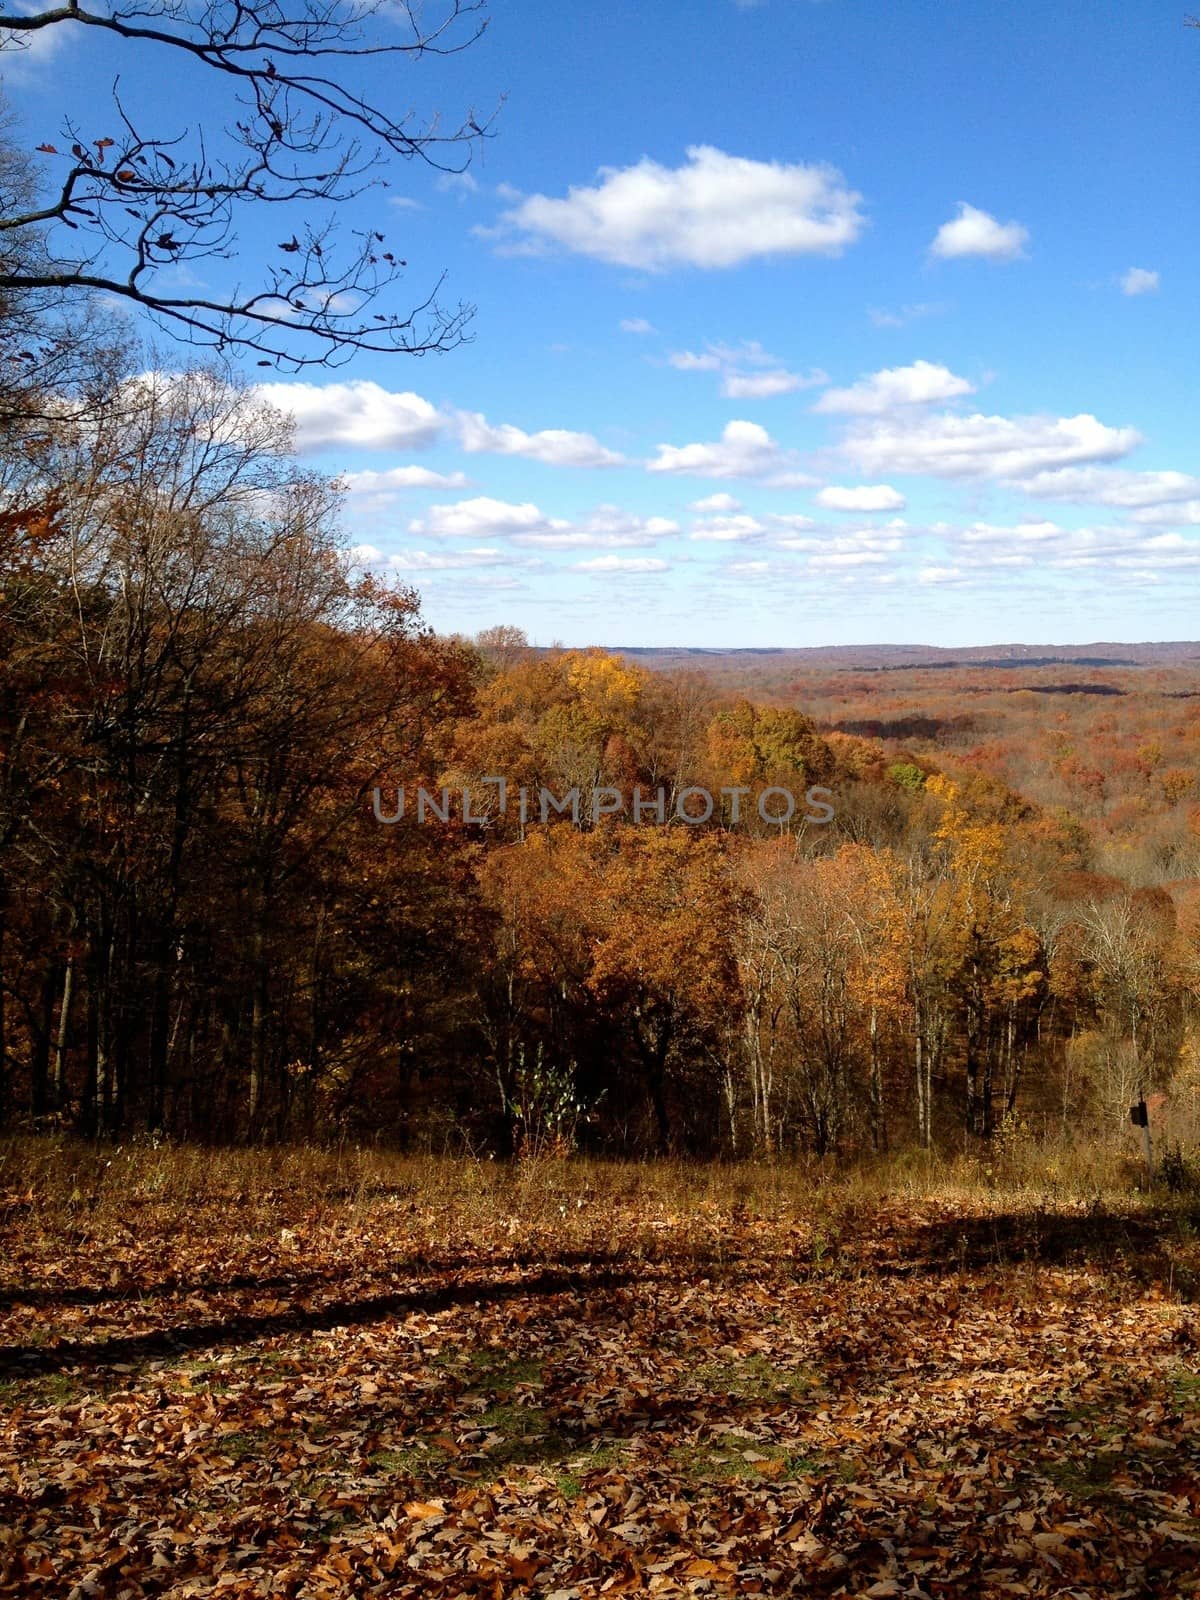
[4,7,1200,1592]
[3,346,1199,1163]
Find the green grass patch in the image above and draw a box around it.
[368,1445,431,1477]
[670,1438,849,1485]
[446,1347,545,1389]
[218,1428,271,1462]
[469,1400,568,1473]
[0,1370,112,1407]
[1168,1363,1200,1411]
[551,1438,635,1497]
[691,1354,814,1403]
[668,1440,750,1483]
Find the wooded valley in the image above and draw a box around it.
[3,360,1199,1162]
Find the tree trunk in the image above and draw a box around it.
[54,956,74,1111]
[30,961,59,1119]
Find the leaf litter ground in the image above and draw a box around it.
[1,1165,1198,1598]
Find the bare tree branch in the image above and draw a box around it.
[0,0,495,368]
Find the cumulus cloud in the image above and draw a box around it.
[1017,466,1200,510]
[1120,267,1159,297]
[690,514,768,543]
[574,555,670,574]
[691,492,742,512]
[647,419,814,483]
[769,512,822,532]
[512,508,679,550]
[457,411,624,468]
[919,566,970,585]
[814,360,975,416]
[723,369,805,399]
[407,498,678,550]
[385,548,531,572]
[839,411,1140,482]
[691,509,822,543]
[816,484,907,512]
[867,302,944,329]
[669,340,826,400]
[1126,501,1200,527]
[808,549,889,570]
[775,528,904,555]
[929,203,1029,262]
[438,170,479,196]
[409,497,554,539]
[668,349,723,372]
[342,466,469,493]
[620,317,657,334]
[0,8,74,79]
[927,518,1200,580]
[254,380,443,452]
[492,145,865,270]
[954,519,1065,546]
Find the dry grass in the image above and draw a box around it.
[0,1132,1191,1281]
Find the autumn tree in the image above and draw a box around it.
[0,361,474,1136]
[926,776,1044,1137]
[476,825,742,1156]
[734,841,903,1157]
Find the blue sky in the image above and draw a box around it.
[7,0,1200,646]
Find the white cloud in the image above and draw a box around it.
[929,203,1029,262]
[718,339,782,367]
[386,548,526,572]
[574,555,670,574]
[254,380,443,452]
[0,8,73,78]
[647,419,814,483]
[809,550,889,570]
[1120,267,1159,297]
[343,466,469,493]
[493,145,865,270]
[923,518,1200,582]
[1140,532,1200,565]
[406,498,678,551]
[814,360,974,416]
[410,497,555,539]
[816,484,907,512]
[437,170,479,196]
[954,519,1065,546]
[868,302,943,329]
[1018,466,1200,509]
[691,509,823,543]
[669,340,826,400]
[669,349,724,372]
[919,566,970,585]
[723,369,804,399]
[512,508,679,550]
[776,529,903,555]
[1127,500,1200,527]
[840,411,1140,481]
[690,514,767,543]
[620,317,657,334]
[768,512,822,533]
[691,492,742,512]
[457,411,624,468]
